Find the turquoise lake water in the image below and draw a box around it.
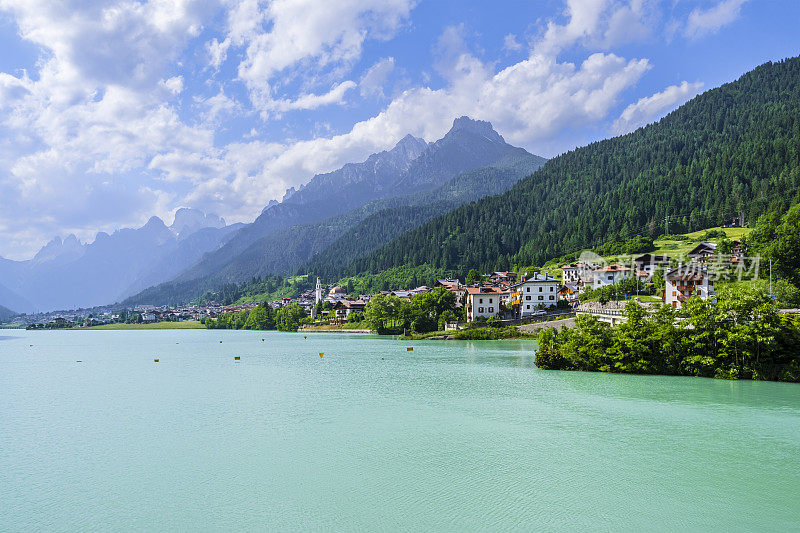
[1,329,799,531]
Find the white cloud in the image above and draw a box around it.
[503,33,523,52]
[195,89,242,124]
[224,0,414,114]
[206,37,231,70]
[685,0,747,39]
[360,57,395,98]
[162,76,184,95]
[535,0,653,56]
[267,80,357,113]
[612,80,704,134]
[0,72,31,108]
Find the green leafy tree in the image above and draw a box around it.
[465,269,481,286]
[364,294,410,334]
[276,304,307,332]
[244,304,276,330]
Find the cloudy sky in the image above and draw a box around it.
[0,0,798,259]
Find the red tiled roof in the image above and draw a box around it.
[596,264,632,272]
[466,286,508,295]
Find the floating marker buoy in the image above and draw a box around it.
[319,352,324,358]
[76,360,82,363]
[407,347,413,351]
[304,336,307,339]
[261,338,265,341]
[234,356,240,361]
[154,359,159,363]
[219,340,222,343]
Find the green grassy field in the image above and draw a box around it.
[81,320,205,330]
[651,226,752,258]
[522,226,753,279]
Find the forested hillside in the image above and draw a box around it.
[302,154,544,280]
[337,57,800,277]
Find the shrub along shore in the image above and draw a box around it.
[535,288,800,382]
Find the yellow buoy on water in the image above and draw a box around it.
[219,340,223,343]
[319,352,324,358]
[154,359,159,363]
[234,356,240,361]
[407,347,414,351]
[261,338,265,341]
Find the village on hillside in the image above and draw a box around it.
[14,232,772,331]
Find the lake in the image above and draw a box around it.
[1,329,799,531]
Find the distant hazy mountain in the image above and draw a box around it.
[124,119,546,306]
[0,278,31,314]
[32,234,86,265]
[170,207,226,238]
[0,303,16,322]
[0,208,238,311]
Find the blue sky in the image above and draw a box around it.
[0,0,798,259]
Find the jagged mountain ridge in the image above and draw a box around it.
[0,209,238,311]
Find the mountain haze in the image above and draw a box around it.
[0,209,238,311]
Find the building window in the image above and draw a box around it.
[549,286,553,291]
[549,296,554,300]
[488,298,493,303]
[672,291,676,296]
[488,307,493,312]
[478,307,484,313]
[526,287,530,292]
[538,296,544,300]
[526,296,531,301]
[608,275,613,280]
[526,305,530,309]
[479,298,483,304]
[539,287,543,292]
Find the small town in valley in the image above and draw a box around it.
[14,237,780,332]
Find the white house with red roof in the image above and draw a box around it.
[465,285,509,321]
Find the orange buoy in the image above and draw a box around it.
[407,347,414,351]
[234,356,240,361]
[154,359,159,363]
[319,352,324,358]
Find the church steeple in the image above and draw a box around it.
[315,277,323,304]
